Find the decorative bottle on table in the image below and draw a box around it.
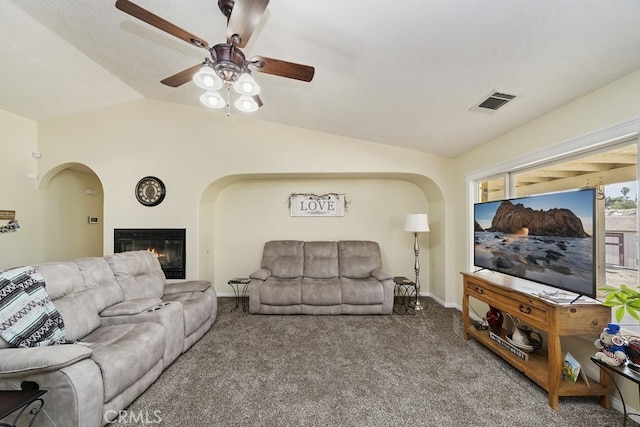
[486,306,503,335]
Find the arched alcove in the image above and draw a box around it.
[198,173,447,301]
[37,162,104,259]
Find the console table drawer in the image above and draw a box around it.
[465,277,548,327]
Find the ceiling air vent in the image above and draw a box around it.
[471,91,517,112]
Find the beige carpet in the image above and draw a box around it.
[120,298,632,426]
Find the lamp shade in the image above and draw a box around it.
[233,72,260,96]
[193,66,223,90]
[234,95,259,112]
[404,213,430,232]
[199,91,226,109]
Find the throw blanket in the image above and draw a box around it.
[0,266,74,347]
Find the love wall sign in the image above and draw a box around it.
[289,193,346,217]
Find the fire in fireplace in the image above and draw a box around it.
[114,229,186,279]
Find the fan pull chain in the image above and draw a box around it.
[225,86,231,117]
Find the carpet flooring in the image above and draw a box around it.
[120,297,633,426]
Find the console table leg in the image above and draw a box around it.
[599,367,612,409]
[462,292,470,341]
[547,329,562,410]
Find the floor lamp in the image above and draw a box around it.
[404,213,430,311]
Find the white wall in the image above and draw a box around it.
[0,109,39,267]
[208,178,429,293]
[9,99,456,300]
[0,109,103,267]
[40,168,104,260]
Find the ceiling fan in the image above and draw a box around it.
[115,0,315,112]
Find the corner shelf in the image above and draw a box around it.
[462,271,611,409]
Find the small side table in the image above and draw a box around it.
[0,389,47,427]
[393,276,416,315]
[227,278,251,312]
[591,357,640,426]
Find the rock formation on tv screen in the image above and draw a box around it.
[488,200,588,238]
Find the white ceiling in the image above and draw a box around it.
[3,0,640,157]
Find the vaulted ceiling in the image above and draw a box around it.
[3,1,640,157]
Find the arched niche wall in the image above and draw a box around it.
[37,162,104,259]
[198,173,448,301]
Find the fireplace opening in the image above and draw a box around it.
[114,229,186,279]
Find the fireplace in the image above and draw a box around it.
[114,229,186,279]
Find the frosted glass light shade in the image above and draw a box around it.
[233,73,260,96]
[199,91,226,109]
[193,66,223,90]
[234,95,259,112]
[404,213,430,232]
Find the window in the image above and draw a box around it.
[471,140,639,326]
[477,176,506,202]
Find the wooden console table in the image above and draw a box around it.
[461,271,611,409]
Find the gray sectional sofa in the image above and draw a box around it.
[0,250,217,427]
[249,240,395,314]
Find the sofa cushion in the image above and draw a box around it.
[341,277,384,305]
[74,257,124,312]
[301,277,341,305]
[162,290,215,337]
[338,241,382,279]
[35,262,84,300]
[304,242,339,279]
[53,292,101,340]
[261,241,304,279]
[259,278,302,305]
[104,251,166,300]
[85,322,165,402]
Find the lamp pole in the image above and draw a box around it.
[412,231,423,311]
[404,213,429,312]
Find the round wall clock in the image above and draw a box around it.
[135,176,166,207]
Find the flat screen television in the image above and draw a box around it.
[473,188,596,299]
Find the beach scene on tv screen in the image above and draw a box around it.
[474,189,595,295]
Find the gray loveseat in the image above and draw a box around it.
[249,240,394,315]
[0,250,217,427]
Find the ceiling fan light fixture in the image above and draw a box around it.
[200,91,226,109]
[234,95,259,113]
[193,66,223,90]
[233,72,260,96]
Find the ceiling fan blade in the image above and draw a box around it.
[161,64,204,87]
[226,0,269,48]
[251,56,315,82]
[116,0,209,48]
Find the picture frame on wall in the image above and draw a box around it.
[289,193,345,217]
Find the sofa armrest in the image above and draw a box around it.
[164,280,211,295]
[0,345,92,378]
[372,268,394,281]
[250,269,271,281]
[100,298,162,316]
